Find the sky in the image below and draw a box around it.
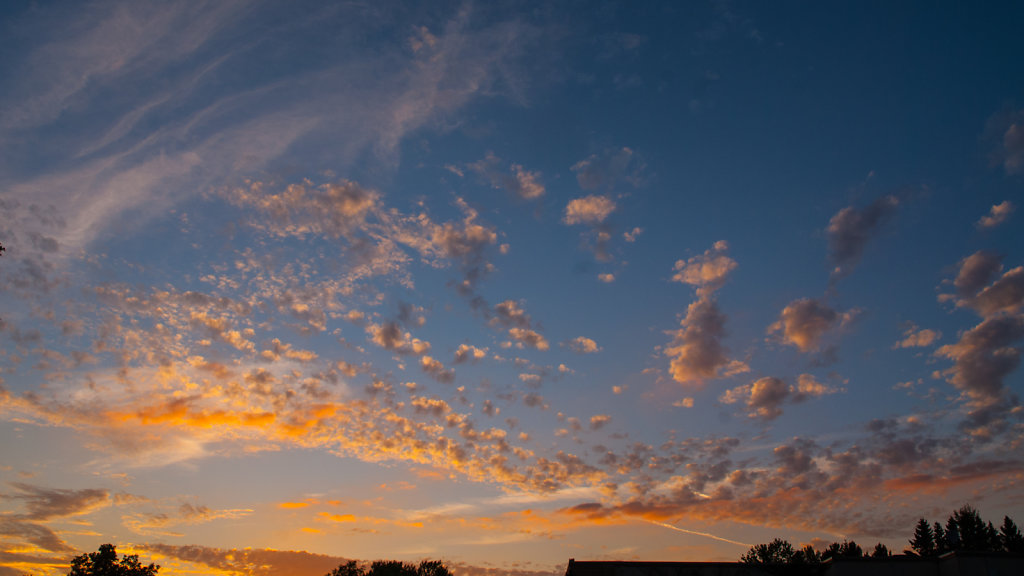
[1,1,1023,575]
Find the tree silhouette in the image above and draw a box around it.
[67,544,158,576]
[945,505,993,552]
[414,560,451,576]
[795,544,820,565]
[909,518,935,556]
[739,538,796,564]
[1000,516,1024,553]
[328,561,364,576]
[325,560,451,576]
[740,505,1024,565]
[821,541,862,561]
[934,522,949,554]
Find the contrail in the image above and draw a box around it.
[646,520,752,547]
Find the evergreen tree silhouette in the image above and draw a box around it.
[1000,517,1024,553]
[909,518,936,556]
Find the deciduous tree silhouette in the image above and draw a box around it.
[795,545,820,565]
[67,544,158,576]
[821,541,861,561]
[328,561,364,576]
[740,538,796,564]
[325,559,451,576]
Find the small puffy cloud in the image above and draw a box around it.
[366,322,431,355]
[230,180,379,238]
[666,298,726,384]
[453,344,487,364]
[408,25,438,52]
[563,195,616,225]
[721,377,788,420]
[791,374,840,401]
[893,325,942,349]
[430,209,498,261]
[568,336,601,354]
[978,201,1014,229]
[768,298,856,353]
[663,241,746,385]
[671,240,737,296]
[467,152,545,200]
[954,251,1004,298]
[721,375,838,420]
[492,300,531,327]
[964,267,1024,317]
[522,392,548,409]
[512,164,545,199]
[934,314,1024,430]
[1003,121,1024,174]
[665,298,748,385]
[673,397,695,408]
[936,253,1024,436]
[420,355,455,383]
[519,373,542,385]
[411,396,452,417]
[623,227,643,242]
[260,338,319,363]
[827,195,899,278]
[508,327,549,351]
[571,147,645,191]
[589,414,611,430]
[948,252,1024,317]
[189,311,256,352]
[598,273,616,283]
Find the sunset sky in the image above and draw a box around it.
[2,1,1024,575]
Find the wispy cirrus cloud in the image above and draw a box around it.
[0,483,111,555]
[1,2,534,256]
[571,147,646,191]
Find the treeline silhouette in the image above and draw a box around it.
[740,505,1024,565]
[327,559,452,576]
[44,544,454,576]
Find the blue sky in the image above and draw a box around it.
[1,2,1023,575]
